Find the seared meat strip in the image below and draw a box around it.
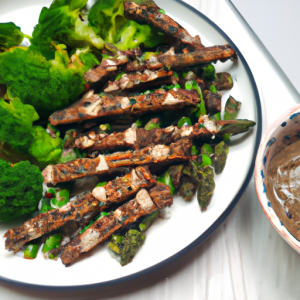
[4,167,155,253]
[75,122,208,151]
[104,68,173,93]
[124,2,204,50]
[61,183,173,265]
[42,139,192,186]
[75,115,256,152]
[84,55,128,84]
[158,45,236,70]
[49,89,200,126]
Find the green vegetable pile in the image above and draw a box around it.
[0,96,63,168]
[0,0,165,168]
[0,159,43,222]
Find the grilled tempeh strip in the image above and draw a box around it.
[49,89,200,126]
[42,139,192,186]
[124,2,204,50]
[60,183,173,265]
[4,167,155,253]
[157,45,236,69]
[104,68,173,93]
[84,55,128,84]
[75,116,256,152]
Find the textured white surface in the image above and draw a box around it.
[0,0,300,298]
[231,0,300,94]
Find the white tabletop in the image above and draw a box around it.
[1,0,300,299]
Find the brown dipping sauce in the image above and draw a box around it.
[266,139,300,240]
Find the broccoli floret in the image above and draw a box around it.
[0,159,43,222]
[31,0,104,59]
[0,44,96,119]
[0,97,64,168]
[0,22,26,50]
[88,0,165,50]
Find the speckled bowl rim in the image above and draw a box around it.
[255,105,300,253]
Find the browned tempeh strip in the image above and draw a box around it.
[75,123,210,151]
[4,167,155,253]
[49,89,200,126]
[60,184,173,265]
[124,2,204,49]
[42,139,192,186]
[75,115,256,152]
[84,55,128,83]
[157,45,236,69]
[104,68,173,93]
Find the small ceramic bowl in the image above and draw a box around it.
[255,105,300,253]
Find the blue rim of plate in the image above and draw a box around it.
[0,0,262,290]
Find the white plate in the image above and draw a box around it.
[0,0,262,288]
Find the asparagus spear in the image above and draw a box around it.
[224,96,241,120]
[197,166,215,211]
[108,230,145,266]
[5,167,155,252]
[61,184,173,265]
[108,213,162,266]
[211,141,229,174]
[42,139,193,186]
